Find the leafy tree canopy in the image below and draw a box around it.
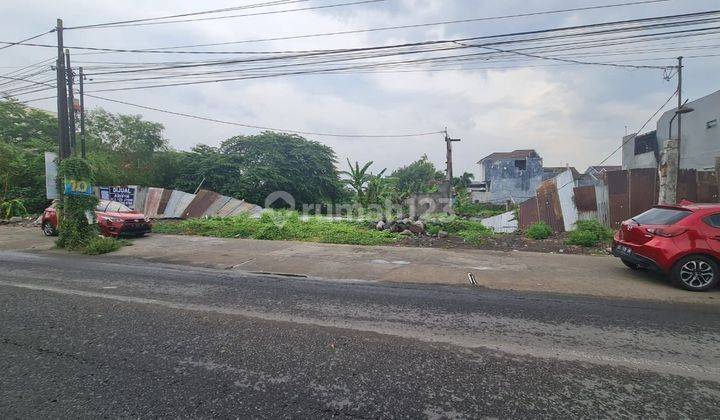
[390,154,445,195]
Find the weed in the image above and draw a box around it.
[525,221,552,240]
[81,236,128,255]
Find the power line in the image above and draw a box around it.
[0,30,53,52]
[84,94,444,138]
[554,88,679,192]
[65,0,308,30]
[77,0,673,50]
[67,0,386,29]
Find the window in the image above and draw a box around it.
[514,159,526,170]
[704,214,720,228]
[634,133,657,155]
[96,200,132,213]
[633,207,691,225]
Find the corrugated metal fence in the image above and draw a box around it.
[519,168,718,232]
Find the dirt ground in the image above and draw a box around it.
[403,232,608,254]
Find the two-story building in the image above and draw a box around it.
[469,149,544,204]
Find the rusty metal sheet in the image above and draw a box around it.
[143,187,164,219]
[677,169,698,202]
[697,171,719,202]
[595,183,610,228]
[536,179,565,232]
[518,198,539,230]
[156,188,173,216]
[229,201,264,216]
[216,198,245,218]
[163,190,184,218]
[573,186,597,211]
[203,195,233,217]
[629,168,657,215]
[171,192,196,218]
[606,170,629,229]
[182,190,222,219]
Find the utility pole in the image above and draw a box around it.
[55,18,70,160]
[79,66,86,158]
[444,128,461,182]
[65,49,77,155]
[675,56,683,176]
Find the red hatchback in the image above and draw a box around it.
[613,201,720,291]
[42,199,152,238]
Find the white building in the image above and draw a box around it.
[623,88,720,170]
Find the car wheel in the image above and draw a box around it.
[672,255,719,292]
[42,222,57,236]
[621,259,640,270]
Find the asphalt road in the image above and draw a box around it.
[1,251,720,418]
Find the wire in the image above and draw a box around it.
[554,88,679,192]
[83,94,444,138]
[67,0,386,29]
[65,0,308,30]
[0,30,54,52]
[466,43,672,70]
[80,0,673,50]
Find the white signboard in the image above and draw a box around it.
[44,152,59,199]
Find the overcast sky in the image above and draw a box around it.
[2,0,719,177]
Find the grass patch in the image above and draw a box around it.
[566,220,614,247]
[424,215,493,245]
[525,221,552,240]
[80,236,131,255]
[153,211,401,246]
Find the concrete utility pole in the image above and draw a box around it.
[676,56,683,176]
[444,128,461,182]
[79,66,86,158]
[65,49,77,155]
[55,18,70,160]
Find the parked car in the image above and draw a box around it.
[42,199,152,238]
[612,201,720,291]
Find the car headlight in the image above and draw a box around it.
[104,217,121,223]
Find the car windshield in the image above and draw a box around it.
[96,200,132,213]
[632,207,691,225]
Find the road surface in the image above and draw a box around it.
[1,251,719,418]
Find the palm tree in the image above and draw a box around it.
[340,159,375,203]
[453,172,475,189]
[364,169,388,205]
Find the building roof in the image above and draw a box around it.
[543,166,581,180]
[586,165,622,174]
[478,149,538,163]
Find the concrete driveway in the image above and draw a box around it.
[2,225,719,304]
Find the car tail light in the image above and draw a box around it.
[646,226,687,237]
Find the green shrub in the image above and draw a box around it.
[55,157,99,250]
[0,198,27,218]
[565,230,598,247]
[458,229,491,246]
[525,221,552,240]
[81,236,128,255]
[566,219,614,247]
[426,224,441,236]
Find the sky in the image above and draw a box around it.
[1,0,719,179]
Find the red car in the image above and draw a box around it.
[42,199,152,238]
[613,201,720,291]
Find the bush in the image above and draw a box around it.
[458,229,491,246]
[0,198,27,218]
[566,220,614,247]
[81,236,128,255]
[55,157,99,250]
[525,221,552,240]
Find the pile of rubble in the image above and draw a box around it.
[374,218,447,237]
[0,216,38,227]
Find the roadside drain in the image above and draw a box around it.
[249,271,309,278]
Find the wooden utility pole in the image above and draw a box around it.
[65,49,77,155]
[79,66,86,158]
[444,128,461,182]
[55,18,70,160]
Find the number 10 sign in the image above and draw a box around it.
[64,178,93,196]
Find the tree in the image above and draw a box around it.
[216,132,345,206]
[453,172,475,189]
[340,159,386,205]
[390,154,445,195]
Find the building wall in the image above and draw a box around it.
[621,134,659,170]
[479,156,543,204]
[656,89,720,170]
